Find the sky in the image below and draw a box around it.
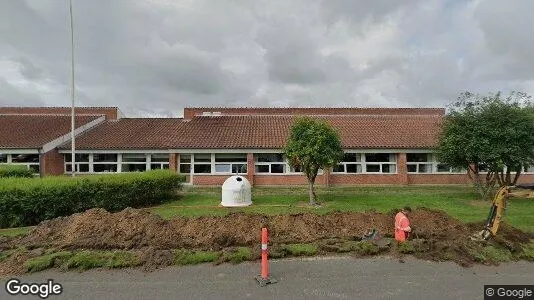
[1,0,533,117]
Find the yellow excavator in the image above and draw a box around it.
[471,184,534,241]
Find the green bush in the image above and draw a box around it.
[0,165,34,178]
[0,170,184,228]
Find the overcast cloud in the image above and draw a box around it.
[1,0,533,117]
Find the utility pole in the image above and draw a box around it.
[69,0,76,177]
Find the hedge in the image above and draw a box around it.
[0,170,184,228]
[0,165,34,178]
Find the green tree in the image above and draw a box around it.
[284,117,344,205]
[437,91,534,198]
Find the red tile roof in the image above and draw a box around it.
[59,118,186,150]
[183,107,445,119]
[0,114,102,149]
[173,115,443,149]
[66,115,443,150]
[0,107,120,120]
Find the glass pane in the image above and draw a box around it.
[29,164,40,173]
[122,154,147,162]
[179,164,191,173]
[232,164,247,173]
[451,167,465,173]
[365,153,391,162]
[0,153,6,163]
[93,164,118,172]
[93,154,117,163]
[64,154,90,162]
[407,153,430,162]
[66,164,72,172]
[419,164,432,173]
[407,164,417,173]
[79,164,89,172]
[366,164,380,172]
[436,164,451,172]
[291,165,302,172]
[151,164,162,170]
[163,164,169,169]
[12,154,39,163]
[343,153,361,162]
[194,154,211,162]
[215,153,247,162]
[215,164,231,173]
[383,164,396,173]
[271,164,286,173]
[255,165,269,173]
[346,164,361,173]
[255,153,284,162]
[332,165,344,173]
[194,164,211,173]
[179,154,191,163]
[151,154,169,162]
[122,164,147,172]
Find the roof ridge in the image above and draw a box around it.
[185,106,445,110]
[0,113,103,117]
[0,106,119,109]
[192,114,444,118]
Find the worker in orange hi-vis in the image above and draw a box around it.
[394,206,412,242]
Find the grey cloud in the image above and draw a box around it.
[0,0,533,116]
[0,77,46,106]
[15,57,44,80]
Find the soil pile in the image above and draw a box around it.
[7,207,480,251]
[2,207,532,274]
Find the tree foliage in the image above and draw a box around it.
[437,91,534,198]
[284,117,344,205]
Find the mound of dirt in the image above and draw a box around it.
[8,207,475,251]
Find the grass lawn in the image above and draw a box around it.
[0,226,35,237]
[151,185,534,233]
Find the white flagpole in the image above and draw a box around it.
[69,0,76,177]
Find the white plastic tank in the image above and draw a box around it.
[221,175,252,207]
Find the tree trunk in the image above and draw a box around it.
[307,178,316,206]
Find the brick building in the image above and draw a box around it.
[1,106,533,185]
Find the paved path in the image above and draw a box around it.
[1,256,533,300]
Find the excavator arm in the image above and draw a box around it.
[471,184,534,241]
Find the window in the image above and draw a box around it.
[0,153,7,163]
[64,153,90,173]
[151,154,169,170]
[122,154,147,172]
[254,153,285,173]
[179,154,191,173]
[406,153,466,173]
[407,153,433,173]
[363,153,396,173]
[214,153,247,174]
[92,153,118,173]
[10,154,40,174]
[333,153,362,173]
[193,154,211,174]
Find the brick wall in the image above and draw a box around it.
[0,107,119,120]
[40,149,64,176]
[169,153,178,172]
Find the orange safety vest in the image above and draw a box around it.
[395,212,411,242]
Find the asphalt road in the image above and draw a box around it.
[1,256,533,300]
